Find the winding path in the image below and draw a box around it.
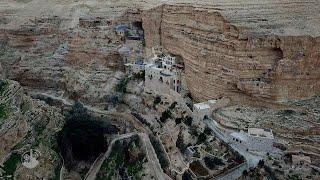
[204,118,262,180]
[85,132,167,180]
[85,132,137,180]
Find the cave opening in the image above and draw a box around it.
[57,102,119,170]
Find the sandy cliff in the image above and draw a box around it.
[1,0,320,105]
[141,3,320,104]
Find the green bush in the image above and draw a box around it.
[175,117,183,125]
[149,134,169,169]
[204,127,212,135]
[115,76,130,93]
[184,116,193,126]
[0,80,9,96]
[0,104,7,119]
[176,132,187,153]
[278,109,295,116]
[160,109,172,122]
[3,153,21,176]
[169,101,177,110]
[197,132,207,144]
[153,96,161,105]
[203,156,224,170]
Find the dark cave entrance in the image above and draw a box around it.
[57,102,119,170]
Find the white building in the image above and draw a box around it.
[230,128,275,153]
[145,53,182,94]
[193,98,230,123]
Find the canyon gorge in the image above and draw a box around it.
[0,0,320,179]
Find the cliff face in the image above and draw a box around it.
[0,14,125,105]
[142,4,320,103]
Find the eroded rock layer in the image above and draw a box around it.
[142,4,320,103]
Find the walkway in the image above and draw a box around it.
[204,118,262,179]
[85,132,167,180]
[85,132,138,180]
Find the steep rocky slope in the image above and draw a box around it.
[0,79,65,179]
[1,0,319,105]
[0,13,125,106]
[141,3,320,104]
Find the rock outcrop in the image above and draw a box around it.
[141,3,320,104]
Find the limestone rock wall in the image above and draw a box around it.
[142,4,320,103]
[0,15,125,105]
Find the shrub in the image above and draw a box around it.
[204,156,224,170]
[242,170,248,176]
[2,153,21,176]
[184,116,193,126]
[160,109,172,122]
[182,171,193,180]
[189,126,199,137]
[0,80,9,96]
[258,159,265,167]
[176,132,187,153]
[149,134,169,169]
[115,76,130,93]
[278,109,295,116]
[197,132,207,144]
[203,127,212,135]
[175,117,183,125]
[169,101,177,110]
[186,103,193,111]
[189,160,208,176]
[0,104,7,119]
[153,95,161,105]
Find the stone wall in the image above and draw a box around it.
[230,132,275,153]
[141,4,320,104]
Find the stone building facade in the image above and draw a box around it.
[230,128,275,153]
[144,53,182,94]
[193,98,230,123]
